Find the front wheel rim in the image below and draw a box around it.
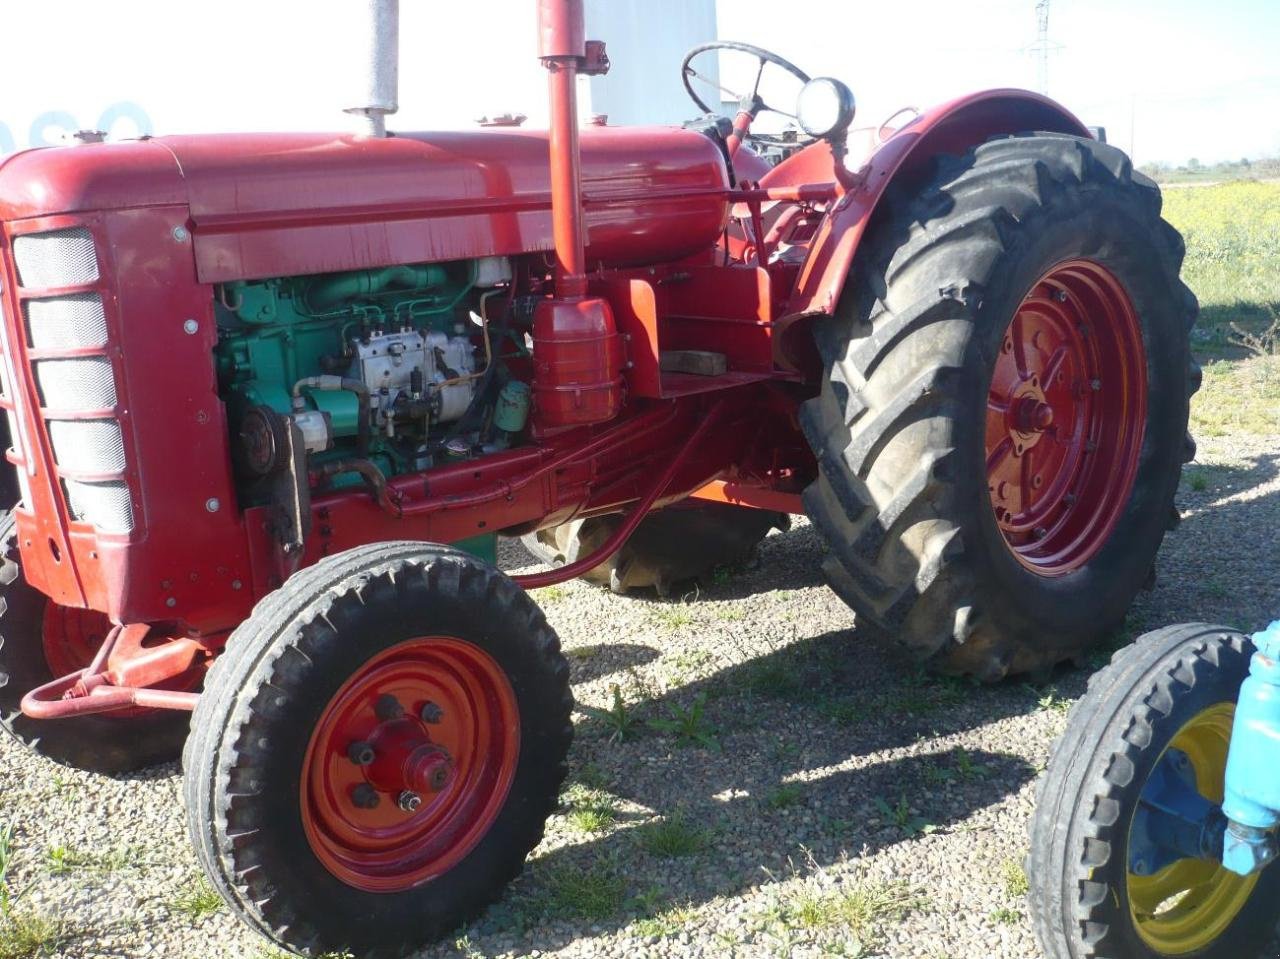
[985,260,1147,575]
[301,636,520,893]
[1127,703,1260,954]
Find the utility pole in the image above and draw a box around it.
[1032,0,1053,95]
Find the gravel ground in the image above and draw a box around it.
[0,433,1277,959]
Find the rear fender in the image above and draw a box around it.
[775,89,1089,354]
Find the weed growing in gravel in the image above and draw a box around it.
[648,693,720,750]
[989,906,1022,924]
[573,762,612,792]
[533,584,567,603]
[1035,687,1072,714]
[562,784,618,834]
[579,683,643,744]
[769,878,927,953]
[637,814,709,858]
[740,658,804,701]
[536,859,627,920]
[764,783,804,810]
[953,748,985,782]
[170,876,224,919]
[652,604,695,629]
[0,824,13,916]
[631,899,697,939]
[872,795,936,837]
[45,843,149,876]
[817,697,865,727]
[1001,858,1029,897]
[0,911,68,959]
[1185,468,1211,492]
[453,935,486,959]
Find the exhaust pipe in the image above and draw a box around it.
[345,0,399,137]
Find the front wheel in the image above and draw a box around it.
[802,132,1198,680]
[184,542,572,958]
[1029,624,1280,959]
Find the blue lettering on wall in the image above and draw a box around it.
[2,102,153,154]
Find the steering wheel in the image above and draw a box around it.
[681,42,812,146]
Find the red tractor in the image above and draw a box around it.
[0,1,1196,955]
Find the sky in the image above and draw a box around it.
[0,0,1276,166]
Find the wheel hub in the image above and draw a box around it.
[985,260,1147,575]
[301,637,519,892]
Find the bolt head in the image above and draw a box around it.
[205,498,220,513]
[420,701,444,724]
[351,784,380,810]
[165,597,177,608]
[1090,379,1102,391]
[172,225,189,242]
[347,741,376,766]
[397,790,422,813]
[183,318,199,335]
[375,693,405,722]
[1033,527,1048,540]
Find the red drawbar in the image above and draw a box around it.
[985,260,1147,575]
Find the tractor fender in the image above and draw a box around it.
[778,88,1089,325]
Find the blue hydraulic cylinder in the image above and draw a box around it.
[1222,620,1280,875]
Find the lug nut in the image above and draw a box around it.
[347,741,376,766]
[397,790,422,813]
[420,701,444,724]
[1033,527,1047,540]
[351,784,380,809]
[375,694,405,721]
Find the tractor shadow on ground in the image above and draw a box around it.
[465,624,1047,949]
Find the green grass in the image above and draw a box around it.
[169,876,224,919]
[1001,858,1029,898]
[647,693,719,750]
[651,604,695,629]
[779,879,926,939]
[1163,181,1280,341]
[637,815,709,858]
[1190,356,1280,437]
[0,912,67,959]
[579,683,643,744]
[632,902,697,939]
[764,783,804,810]
[44,843,148,876]
[535,860,627,921]
[562,785,618,834]
[989,906,1023,925]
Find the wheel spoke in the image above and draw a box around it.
[985,437,1013,477]
[1042,344,1069,390]
[1012,312,1030,378]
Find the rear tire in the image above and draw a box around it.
[802,133,1197,680]
[184,542,571,958]
[1028,624,1280,958]
[0,514,186,773]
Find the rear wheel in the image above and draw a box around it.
[1029,624,1280,958]
[521,501,789,595]
[802,133,1197,680]
[184,542,571,958]
[0,515,186,772]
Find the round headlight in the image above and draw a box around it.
[796,77,856,139]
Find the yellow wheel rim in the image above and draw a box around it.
[1127,702,1260,954]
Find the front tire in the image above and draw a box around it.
[184,542,572,958]
[802,133,1197,680]
[1029,624,1280,958]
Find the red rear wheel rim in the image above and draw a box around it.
[985,260,1147,575]
[302,637,520,892]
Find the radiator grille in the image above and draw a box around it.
[33,357,117,410]
[12,228,99,288]
[47,420,127,473]
[63,479,133,533]
[25,294,109,350]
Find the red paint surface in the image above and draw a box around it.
[985,261,1146,574]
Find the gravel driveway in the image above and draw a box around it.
[0,432,1277,959]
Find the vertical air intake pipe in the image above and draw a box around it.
[345,0,399,137]
[531,0,623,430]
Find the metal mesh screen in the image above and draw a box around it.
[47,420,126,473]
[33,358,117,410]
[63,479,133,532]
[13,228,99,289]
[25,294,109,350]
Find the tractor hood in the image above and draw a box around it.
[0,126,731,282]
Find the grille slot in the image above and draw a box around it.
[33,358,117,410]
[25,294,109,350]
[13,228,99,288]
[47,420,126,474]
[63,479,133,532]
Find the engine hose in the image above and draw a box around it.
[291,376,371,456]
[312,458,400,516]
